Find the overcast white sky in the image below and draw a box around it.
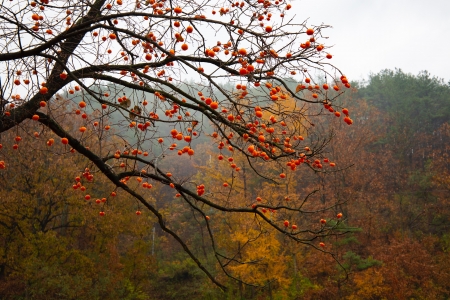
[304,0,450,82]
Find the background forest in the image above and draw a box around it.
[1,68,450,299]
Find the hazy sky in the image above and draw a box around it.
[304,0,450,82]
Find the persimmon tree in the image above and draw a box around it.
[0,0,354,290]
